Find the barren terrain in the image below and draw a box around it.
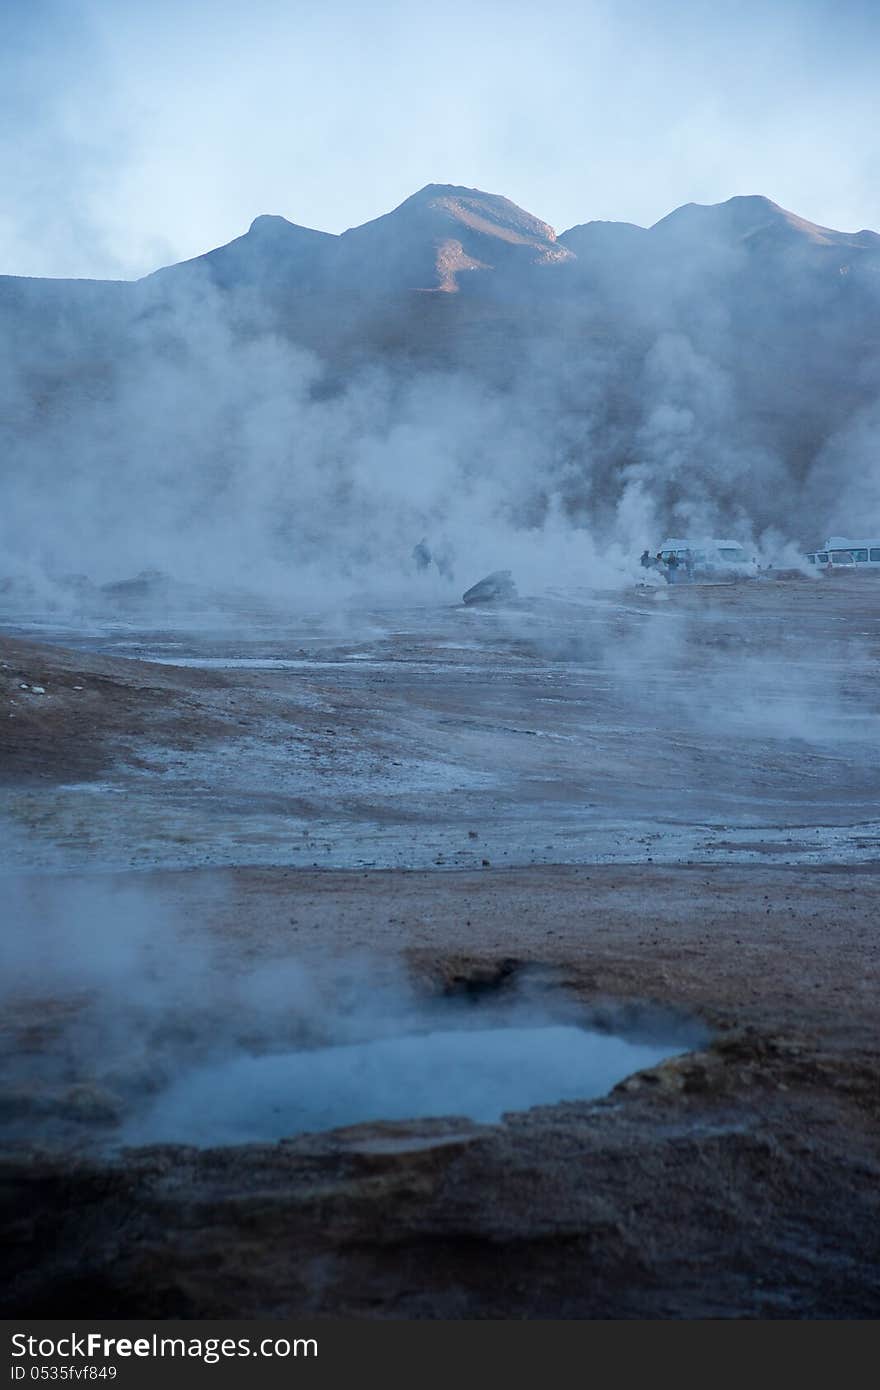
[2,573,879,1317]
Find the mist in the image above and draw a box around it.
[1,200,877,616]
[5,0,880,1329]
[0,875,702,1148]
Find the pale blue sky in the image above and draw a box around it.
[2,0,878,278]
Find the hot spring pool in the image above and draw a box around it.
[125,1023,679,1146]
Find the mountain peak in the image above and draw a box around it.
[389,183,562,248]
[248,213,294,234]
[651,194,783,237]
[246,213,335,242]
[649,194,878,250]
[336,183,571,292]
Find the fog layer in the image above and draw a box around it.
[1,185,878,607]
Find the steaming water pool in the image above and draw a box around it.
[124,1024,677,1147]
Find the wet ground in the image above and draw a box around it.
[2,572,880,1317]
[3,573,880,874]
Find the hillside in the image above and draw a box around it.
[1,184,878,589]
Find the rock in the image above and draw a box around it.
[101,569,172,602]
[462,570,517,605]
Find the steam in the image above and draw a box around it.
[0,307,615,607]
[126,1024,675,1146]
[2,222,877,615]
[0,875,700,1148]
[1,875,424,1086]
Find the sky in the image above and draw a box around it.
[1,0,879,280]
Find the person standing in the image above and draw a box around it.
[412,538,432,572]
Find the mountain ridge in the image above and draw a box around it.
[6,185,878,291]
[145,186,880,298]
[1,183,878,580]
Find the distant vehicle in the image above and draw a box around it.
[656,538,756,578]
[805,537,880,568]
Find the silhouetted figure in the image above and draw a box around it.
[640,550,652,569]
[433,544,454,580]
[412,538,432,572]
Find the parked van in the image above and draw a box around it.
[657,538,756,578]
[805,537,880,568]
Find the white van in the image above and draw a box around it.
[805,537,880,568]
[657,538,756,578]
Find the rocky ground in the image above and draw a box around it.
[1,575,879,1317]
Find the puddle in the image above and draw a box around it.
[123,1023,678,1146]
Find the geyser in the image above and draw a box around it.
[124,1022,679,1147]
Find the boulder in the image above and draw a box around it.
[462,570,517,605]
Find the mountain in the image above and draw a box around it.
[147,214,336,293]
[145,183,575,299]
[333,184,573,293]
[1,184,878,556]
[553,194,880,440]
[7,184,875,327]
[649,194,880,254]
[559,194,880,291]
[141,186,880,302]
